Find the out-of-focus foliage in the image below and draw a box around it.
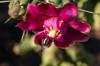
[93,2,100,39]
[13,33,41,55]
[19,0,29,6]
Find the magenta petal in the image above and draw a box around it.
[17,21,43,31]
[27,4,39,17]
[38,3,58,17]
[34,31,51,48]
[54,36,72,48]
[43,17,61,30]
[26,4,44,22]
[26,4,41,22]
[69,20,91,34]
[27,20,43,31]
[63,26,89,42]
[16,21,29,31]
[25,12,45,31]
[25,5,44,31]
[59,3,78,21]
[29,24,43,31]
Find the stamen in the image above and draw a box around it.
[48,29,57,38]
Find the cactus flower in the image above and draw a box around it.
[17,2,91,48]
[34,3,91,48]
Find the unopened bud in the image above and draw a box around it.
[8,0,26,18]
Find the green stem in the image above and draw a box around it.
[21,31,26,41]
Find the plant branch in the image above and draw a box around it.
[79,8,100,15]
[0,1,9,3]
[4,17,12,24]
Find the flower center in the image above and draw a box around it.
[48,29,60,38]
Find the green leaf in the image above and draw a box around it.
[50,0,62,7]
[62,0,69,5]
[19,0,30,5]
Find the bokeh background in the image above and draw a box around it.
[0,0,100,66]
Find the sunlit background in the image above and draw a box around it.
[0,0,100,66]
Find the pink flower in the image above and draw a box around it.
[33,3,91,48]
[17,2,91,48]
[17,3,58,31]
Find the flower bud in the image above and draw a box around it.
[8,0,26,18]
